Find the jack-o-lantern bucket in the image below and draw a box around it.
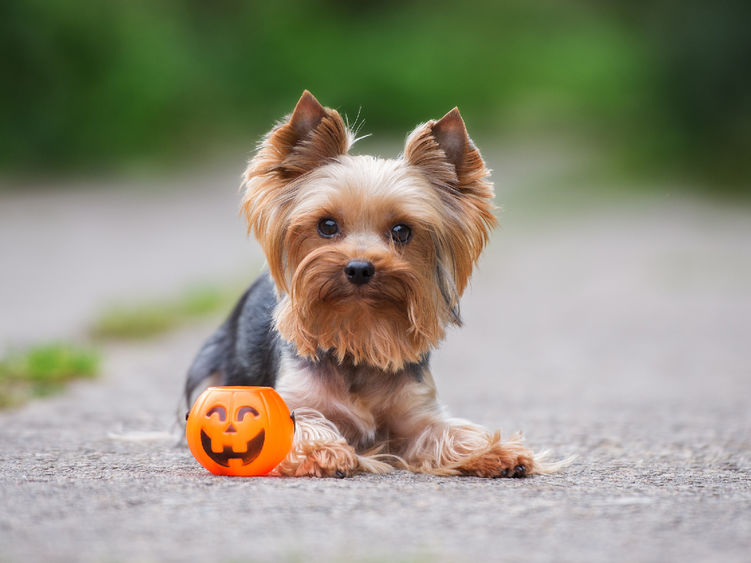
[186,386,294,476]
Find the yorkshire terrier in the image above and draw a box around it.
[185,91,555,478]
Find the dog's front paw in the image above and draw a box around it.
[456,440,535,478]
[277,441,359,478]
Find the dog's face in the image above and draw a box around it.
[242,91,496,371]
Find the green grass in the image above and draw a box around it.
[0,343,100,408]
[0,282,242,409]
[90,283,242,340]
[4,0,748,187]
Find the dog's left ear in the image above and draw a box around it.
[404,108,497,295]
[405,107,493,202]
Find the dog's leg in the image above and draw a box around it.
[388,374,537,478]
[274,407,360,477]
[272,363,393,477]
[405,418,536,477]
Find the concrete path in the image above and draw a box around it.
[1,150,750,562]
[0,161,260,347]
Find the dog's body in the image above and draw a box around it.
[185,91,548,477]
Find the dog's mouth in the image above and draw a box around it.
[316,272,412,308]
[200,428,265,467]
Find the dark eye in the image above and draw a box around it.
[236,406,259,421]
[390,224,412,244]
[318,218,339,238]
[206,406,226,421]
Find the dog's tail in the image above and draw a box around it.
[184,326,229,411]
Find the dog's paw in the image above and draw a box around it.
[277,441,359,478]
[456,440,535,478]
[295,443,359,477]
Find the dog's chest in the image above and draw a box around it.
[276,356,413,449]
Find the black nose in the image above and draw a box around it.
[344,260,375,285]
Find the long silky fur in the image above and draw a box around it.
[275,244,446,372]
[241,99,354,292]
[219,92,569,478]
[403,113,498,295]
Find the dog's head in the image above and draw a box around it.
[242,91,496,371]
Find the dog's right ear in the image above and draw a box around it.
[242,91,352,290]
[247,90,352,180]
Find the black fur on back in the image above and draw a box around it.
[184,274,281,407]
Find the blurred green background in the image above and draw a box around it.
[1,0,749,191]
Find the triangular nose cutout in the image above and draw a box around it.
[225,423,237,433]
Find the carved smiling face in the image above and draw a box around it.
[199,403,266,467]
[186,387,294,476]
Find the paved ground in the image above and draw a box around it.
[1,150,750,562]
[0,160,259,347]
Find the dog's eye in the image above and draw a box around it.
[390,224,412,244]
[318,218,339,238]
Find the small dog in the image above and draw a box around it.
[185,91,551,478]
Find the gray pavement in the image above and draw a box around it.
[1,150,750,562]
[0,161,260,347]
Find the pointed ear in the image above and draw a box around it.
[430,108,469,172]
[288,90,329,146]
[248,90,352,179]
[404,107,489,192]
[241,91,352,288]
[404,108,497,296]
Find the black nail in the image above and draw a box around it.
[512,464,527,478]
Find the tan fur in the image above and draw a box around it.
[270,156,456,371]
[241,91,354,289]
[273,358,544,477]
[239,91,563,478]
[404,109,498,295]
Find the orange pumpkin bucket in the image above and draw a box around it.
[186,386,294,476]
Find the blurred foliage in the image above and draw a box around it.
[0,343,99,408]
[0,0,749,188]
[90,283,243,340]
